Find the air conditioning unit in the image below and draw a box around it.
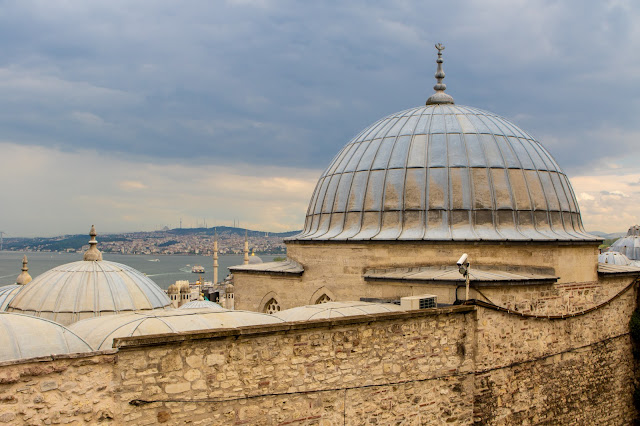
[400,294,438,310]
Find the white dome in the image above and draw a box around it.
[69,308,285,350]
[0,313,92,362]
[0,285,22,311]
[7,260,170,326]
[273,301,404,322]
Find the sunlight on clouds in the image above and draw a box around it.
[571,173,640,233]
[0,142,319,237]
[118,181,148,191]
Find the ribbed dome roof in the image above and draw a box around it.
[0,313,92,362]
[7,260,170,326]
[179,300,225,310]
[274,301,404,322]
[292,104,597,242]
[70,308,285,350]
[598,251,633,266]
[0,285,22,311]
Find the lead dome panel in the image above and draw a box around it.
[292,104,598,242]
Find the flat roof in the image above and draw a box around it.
[597,263,640,275]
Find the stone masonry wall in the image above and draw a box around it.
[114,307,476,425]
[0,285,636,425]
[472,282,637,424]
[0,352,119,425]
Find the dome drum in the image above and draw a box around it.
[292,105,597,243]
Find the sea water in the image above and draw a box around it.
[0,251,278,290]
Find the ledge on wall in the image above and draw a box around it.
[363,265,558,287]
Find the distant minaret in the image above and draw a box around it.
[213,229,219,284]
[243,230,249,265]
[15,255,32,285]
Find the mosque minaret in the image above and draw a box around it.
[243,230,249,265]
[213,229,219,284]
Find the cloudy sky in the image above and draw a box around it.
[1,0,639,237]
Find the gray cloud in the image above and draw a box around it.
[0,0,638,170]
[2,0,640,235]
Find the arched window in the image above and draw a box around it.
[263,298,281,314]
[315,294,331,304]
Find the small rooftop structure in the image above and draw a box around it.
[70,308,286,351]
[0,313,92,362]
[273,301,404,322]
[7,226,170,326]
[363,266,558,286]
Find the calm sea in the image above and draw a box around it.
[0,251,278,290]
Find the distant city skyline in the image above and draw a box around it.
[1,1,639,236]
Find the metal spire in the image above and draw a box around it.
[426,43,454,105]
[83,225,103,261]
[16,255,32,285]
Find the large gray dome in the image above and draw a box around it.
[293,104,597,242]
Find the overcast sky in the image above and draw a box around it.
[1,0,639,237]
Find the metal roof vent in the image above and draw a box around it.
[400,294,438,310]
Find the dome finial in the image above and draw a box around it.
[16,255,32,285]
[83,225,103,261]
[426,43,454,105]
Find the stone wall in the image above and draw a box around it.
[234,241,599,311]
[0,286,636,425]
[114,307,476,425]
[0,352,118,424]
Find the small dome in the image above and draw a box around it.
[8,261,170,326]
[69,309,285,351]
[248,253,263,264]
[179,300,225,310]
[0,313,92,362]
[225,283,235,293]
[609,225,640,260]
[180,282,191,293]
[598,251,632,266]
[167,284,179,294]
[273,301,404,322]
[0,285,22,311]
